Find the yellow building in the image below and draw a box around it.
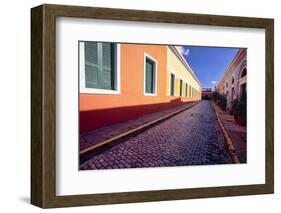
[166,46,201,100]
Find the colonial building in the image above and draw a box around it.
[79,42,202,133]
[216,49,246,110]
[201,88,212,99]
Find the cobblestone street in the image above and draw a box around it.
[80,100,232,170]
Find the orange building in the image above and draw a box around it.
[79,42,201,133]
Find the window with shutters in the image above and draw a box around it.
[144,53,157,96]
[170,73,175,96]
[179,79,183,96]
[79,41,120,94]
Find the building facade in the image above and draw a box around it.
[79,42,202,133]
[201,88,212,99]
[216,49,247,110]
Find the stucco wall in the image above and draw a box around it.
[166,47,201,97]
[80,44,202,133]
[216,49,247,109]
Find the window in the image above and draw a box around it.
[189,85,192,97]
[185,83,188,97]
[144,54,157,95]
[241,68,247,78]
[79,41,120,94]
[85,42,115,89]
[192,88,194,97]
[240,83,247,98]
[232,77,235,84]
[179,79,183,96]
[170,73,175,96]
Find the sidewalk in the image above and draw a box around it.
[212,102,247,163]
[80,101,199,154]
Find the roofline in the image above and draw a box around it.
[168,46,202,88]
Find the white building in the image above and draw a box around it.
[216,49,247,110]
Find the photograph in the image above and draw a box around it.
[78,42,247,170]
[29,3,274,208]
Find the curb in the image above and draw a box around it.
[80,101,201,162]
[212,101,240,164]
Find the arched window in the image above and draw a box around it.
[241,68,247,78]
[231,77,235,84]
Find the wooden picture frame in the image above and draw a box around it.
[31,4,274,208]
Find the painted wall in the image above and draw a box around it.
[80,44,201,133]
[216,49,247,109]
[166,47,202,98]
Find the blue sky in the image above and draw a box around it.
[178,46,239,90]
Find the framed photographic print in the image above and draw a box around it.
[31,4,274,208]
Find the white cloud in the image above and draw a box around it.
[211,81,217,84]
[178,46,190,56]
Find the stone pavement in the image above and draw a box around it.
[80,101,198,152]
[212,102,247,163]
[80,100,232,170]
